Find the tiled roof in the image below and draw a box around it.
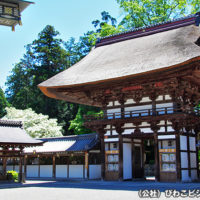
[0,120,43,146]
[24,133,99,153]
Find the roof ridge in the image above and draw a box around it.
[0,119,23,128]
[96,12,200,47]
[39,133,97,141]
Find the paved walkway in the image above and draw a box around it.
[0,180,199,200]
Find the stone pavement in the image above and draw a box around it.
[0,180,199,200]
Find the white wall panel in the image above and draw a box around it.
[141,128,153,133]
[180,136,187,150]
[165,95,171,100]
[27,165,39,178]
[125,99,135,104]
[6,166,14,171]
[158,135,175,139]
[189,137,196,151]
[158,127,165,133]
[56,165,67,178]
[191,170,198,180]
[156,95,163,101]
[40,165,53,178]
[181,152,188,168]
[69,165,83,178]
[122,129,133,135]
[181,170,190,181]
[141,97,151,102]
[190,153,197,168]
[167,126,175,132]
[123,143,132,180]
[89,165,101,179]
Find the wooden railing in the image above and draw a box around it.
[84,107,200,122]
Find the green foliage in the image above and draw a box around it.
[7,170,18,182]
[116,0,200,29]
[69,105,100,135]
[0,88,10,118]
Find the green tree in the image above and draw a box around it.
[6,25,79,135]
[0,88,10,118]
[116,0,200,29]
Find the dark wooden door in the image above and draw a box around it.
[133,146,144,178]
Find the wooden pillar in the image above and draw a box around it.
[2,157,7,175]
[195,134,199,179]
[18,156,23,183]
[84,152,89,179]
[53,155,56,179]
[100,133,105,180]
[175,133,181,182]
[115,124,124,181]
[118,133,123,181]
[67,156,69,179]
[24,156,27,178]
[38,156,40,178]
[132,139,135,179]
[187,135,191,179]
[154,133,160,181]
[141,139,145,179]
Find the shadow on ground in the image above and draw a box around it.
[0,179,200,192]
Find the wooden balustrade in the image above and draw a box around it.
[84,107,200,122]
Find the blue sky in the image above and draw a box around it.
[0,0,122,90]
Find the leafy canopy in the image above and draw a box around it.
[116,0,200,29]
[3,107,63,138]
[0,88,10,118]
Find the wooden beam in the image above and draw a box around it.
[53,155,56,179]
[175,133,181,181]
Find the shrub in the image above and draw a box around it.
[7,170,18,182]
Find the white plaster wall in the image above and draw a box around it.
[165,95,171,100]
[125,99,135,105]
[189,137,196,151]
[105,130,111,136]
[125,105,152,112]
[105,143,109,151]
[181,152,188,168]
[122,129,133,135]
[191,170,198,181]
[181,170,190,181]
[123,143,132,180]
[104,138,119,142]
[89,165,101,179]
[40,165,53,178]
[13,166,19,173]
[123,123,134,128]
[167,126,175,132]
[56,165,67,178]
[157,127,165,133]
[180,136,187,150]
[114,101,120,106]
[158,135,175,139]
[190,153,197,168]
[141,128,153,133]
[107,102,113,107]
[107,108,121,119]
[156,95,163,101]
[140,97,151,102]
[6,166,14,171]
[27,165,39,178]
[156,103,173,108]
[69,165,83,178]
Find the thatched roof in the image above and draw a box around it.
[38,15,200,104]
